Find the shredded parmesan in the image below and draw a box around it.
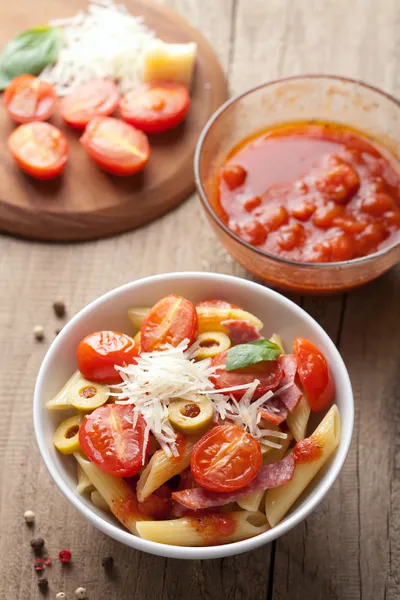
[114,340,291,458]
[40,0,155,95]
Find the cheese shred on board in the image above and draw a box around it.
[40,0,155,95]
[115,340,288,458]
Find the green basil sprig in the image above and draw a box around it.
[0,26,62,90]
[225,339,282,371]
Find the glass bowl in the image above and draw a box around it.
[194,75,400,294]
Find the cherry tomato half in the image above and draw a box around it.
[8,122,68,179]
[140,294,198,352]
[80,116,150,176]
[293,337,335,412]
[77,331,139,384]
[4,74,56,124]
[119,82,190,134]
[60,79,120,129]
[191,424,262,492]
[210,350,283,399]
[79,404,148,477]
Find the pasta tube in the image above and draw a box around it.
[265,405,340,527]
[137,436,198,502]
[136,510,269,546]
[46,371,80,410]
[196,306,263,334]
[74,453,149,534]
[237,433,293,512]
[76,463,95,495]
[91,490,110,512]
[286,396,311,442]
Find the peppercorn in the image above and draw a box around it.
[101,555,114,570]
[24,509,35,523]
[30,537,45,554]
[56,593,67,600]
[53,300,66,318]
[59,549,72,563]
[75,587,87,599]
[37,577,49,593]
[33,325,45,341]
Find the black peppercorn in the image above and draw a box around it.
[38,577,49,593]
[30,537,45,554]
[102,555,114,570]
[53,300,66,318]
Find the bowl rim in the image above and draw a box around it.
[194,73,400,270]
[33,271,354,560]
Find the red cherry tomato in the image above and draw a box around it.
[293,337,335,412]
[80,117,150,176]
[196,299,242,310]
[210,350,283,399]
[77,331,139,384]
[119,81,190,134]
[140,294,197,352]
[4,74,56,124]
[221,164,247,190]
[60,79,120,129]
[79,404,148,477]
[191,424,262,492]
[8,122,68,179]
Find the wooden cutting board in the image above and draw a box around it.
[0,0,228,241]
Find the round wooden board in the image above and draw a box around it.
[0,0,228,242]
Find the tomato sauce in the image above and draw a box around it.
[293,437,323,464]
[187,512,237,544]
[217,122,400,263]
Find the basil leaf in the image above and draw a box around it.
[0,26,62,90]
[225,339,282,371]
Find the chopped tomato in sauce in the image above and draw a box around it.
[187,512,237,544]
[217,122,400,262]
[293,437,323,464]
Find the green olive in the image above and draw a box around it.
[53,415,82,454]
[168,396,213,434]
[194,331,231,360]
[68,376,110,411]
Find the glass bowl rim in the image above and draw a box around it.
[194,73,400,270]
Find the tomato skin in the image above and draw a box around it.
[120,81,190,134]
[140,294,197,352]
[80,117,150,176]
[60,79,120,129]
[4,75,56,124]
[8,122,68,180]
[293,337,335,412]
[191,424,262,492]
[79,404,148,477]
[77,331,139,384]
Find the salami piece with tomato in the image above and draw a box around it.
[221,319,262,345]
[276,354,302,412]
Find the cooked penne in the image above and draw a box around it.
[196,306,263,334]
[128,306,150,330]
[237,432,293,512]
[46,371,81,410]
[286,396,311,442]
[265,405,341,527]
[76,462,95,495]
[74,453,149,534]
[136,511,269,546]
[269,333,285,352]
[91,490,110,512]
[137,436,198,502]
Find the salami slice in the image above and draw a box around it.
[276,354,302,412]
[260,396,288,425]
[172,455,295,511]
[221,319,262,345]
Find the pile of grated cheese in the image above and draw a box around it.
[40,0,155,95]
[115,340,288,460]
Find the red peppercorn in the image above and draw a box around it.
[59,549,72,563]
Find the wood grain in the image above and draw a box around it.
[0,0,228,241]
[0,0,399,599]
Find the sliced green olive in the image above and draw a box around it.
[53,415,82,454]
[168,396,213,434]
[47,371,81,410]
[194,331,231,360]
[128,306,150,330]
[68,376,109,411]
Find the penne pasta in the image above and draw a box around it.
[91,490,110,512]
[46,371,80,410]
[237,432,293,512]
[74,453,149,534]
[137,436,198,502]
[136,510,269,546]
[196,306,263,335]
[76,462,95,495]
[269,333,285,352]
[286,396,311,442]
[265,405,341,527]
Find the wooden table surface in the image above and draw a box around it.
[1,0,399,599]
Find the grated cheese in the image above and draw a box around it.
[114,340,290,458]
[40,0,155,95]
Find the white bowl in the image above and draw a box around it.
[34,272,354,560]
